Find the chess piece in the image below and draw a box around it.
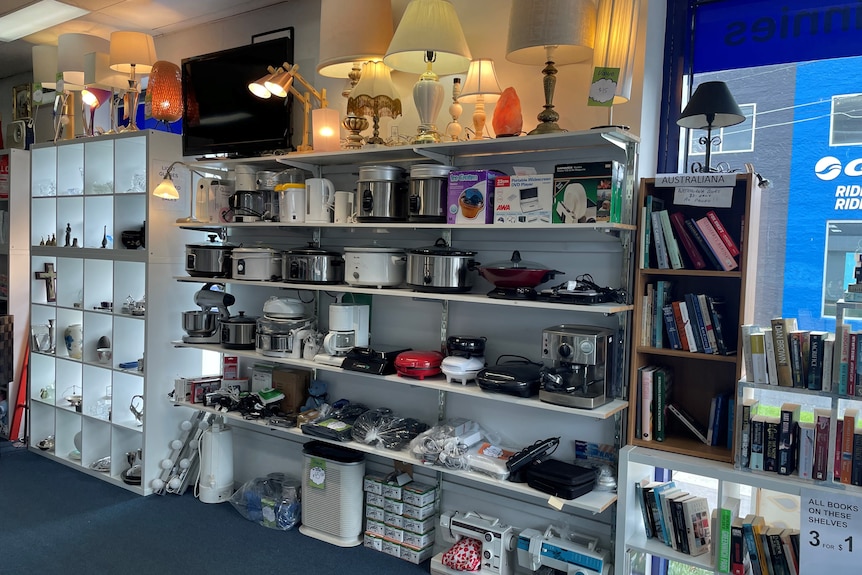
[72,237,79,248]
[64,223,71,247]
[101,225,108,248]
[50,233,56,246]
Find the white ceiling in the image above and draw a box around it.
[0,0,290,79]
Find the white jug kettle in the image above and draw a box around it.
[306,178,335,223]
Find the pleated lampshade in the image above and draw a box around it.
[148,60,183,122]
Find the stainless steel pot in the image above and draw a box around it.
[343,246,407,288]
[283,244,345,284]
[231,247,282,281]
[406,238,479,293]
[221,312,257,349]
[182,310,219,337]
[185,234,235,277]
[356,165,408,222]
[408,164,456,222]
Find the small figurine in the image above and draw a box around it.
[64,223,71,247]
[39,236,45,246]
[50,233,56,246]
[72,237,79,248]
[101,225,108,248]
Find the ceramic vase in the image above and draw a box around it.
[64,323,83,359]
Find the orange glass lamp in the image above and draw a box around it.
[458,59,503,139]
[109,31,157,132]
[148,60,183,124]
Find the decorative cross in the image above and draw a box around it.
[35,263,57,302]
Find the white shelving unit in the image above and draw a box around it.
[27,130,203,494]
[173,128,639,527]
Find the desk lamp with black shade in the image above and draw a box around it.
[677,81,745,173]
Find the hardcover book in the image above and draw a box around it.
[685,217,723,270]
[694,216,739,271]
[670,211,707,269]
[658,209,685,270]
[667,403,710,444]
[770,317,798,387]
[683,496,712,557]
[706,209,740,257]
[651,210,670,269]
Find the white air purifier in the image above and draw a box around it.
[197,422,234,504]
[299,441,366,547]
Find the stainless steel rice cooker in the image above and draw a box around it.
[406,238,479,293]
[221,311,257,349]
[231,246,282,281]
[408,164,456,222]
[343,246,407,288]
[283,244,345,284]
[356,165,408,222]
[185,234,237,277]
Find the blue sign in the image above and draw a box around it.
[694,0,862,73]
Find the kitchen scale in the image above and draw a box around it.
[341,346,411,376]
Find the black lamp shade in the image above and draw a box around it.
[677,81,745,130]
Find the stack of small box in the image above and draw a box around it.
[363,474,437,564]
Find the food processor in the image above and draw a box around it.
[182,284,235,343]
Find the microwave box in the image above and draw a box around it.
[493,174,554,224]
[447,170,505,224]
[553,161,625,223]
[270,367,310,414]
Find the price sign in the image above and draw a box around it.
[800,488,862,572]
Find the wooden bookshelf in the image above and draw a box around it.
[628,174,760,463]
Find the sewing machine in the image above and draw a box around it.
[432,510,518,575]
[516,526,612,575]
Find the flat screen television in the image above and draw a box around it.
[181,32,294,158]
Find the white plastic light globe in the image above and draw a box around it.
[170,439,183,450]
[168,477,182,490]
[160,458,173,470]
[179,458,190,469]
[180,420,192,431]
[151,478,165,490]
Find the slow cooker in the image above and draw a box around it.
[185,234,236,277]
[408,164,456,222]
[356,165,408,222]
[406,238,479,293]
[221,312,257,349]
[343,246,407,288]
[231,246,282,281]
[283,244,345,284]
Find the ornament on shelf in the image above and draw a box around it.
[34,262,57,302]
[445,78,463,142]
[64,223,71,247]
[492,87,523,137]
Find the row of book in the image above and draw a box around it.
[727,512,800,575]
[739,399,862,485]
[635,478,712,557]
[642,282,734,355]
[640,195,740,271]
[635,363,734,447]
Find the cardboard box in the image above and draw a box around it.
[382,539,402,558]
[364,532,384,551]
[364,474,386,494]
[366,520,386,538]
[174,375,222,404]
[553,161,625,223]
[366,492,385,508]
[251,363,276,391]
[402,501,436,520]
[403,529,435,549]
[447,170,505,224]
[384,524,405,542]
[400,542,435,564]
[402,515,436,535]
[222,355,239,379]
[401,482,437,507]
[384,511,404,529]
[270,367,310,414]
[493,174,554,224]
[365,504,385,522]
[381,482,404,500]
[383,497,404,515]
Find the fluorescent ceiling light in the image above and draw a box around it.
[0,0,90,43]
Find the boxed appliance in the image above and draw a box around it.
[222,355,239,379]
[270,367,310,413]
[447,170,505,224]
[174,375,222,404]
[553,161,625,223]
[493,174,554,224]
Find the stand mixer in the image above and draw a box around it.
[182,285,235,343]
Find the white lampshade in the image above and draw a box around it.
[506,0,597,65]
[58,33,110,87]
[109,31,157,74]
[32,45,58,89]
[317,0,393,78]
[459,59,502,103]
[593,0,640,104]
[153,177,180,200]
[84,52,130,90]
[384,0,471,75]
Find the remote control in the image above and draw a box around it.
[506,437,560,474]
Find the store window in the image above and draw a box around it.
[688,103,756,158]
[831,93,862,146]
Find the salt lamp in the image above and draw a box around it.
[492,86,523,137]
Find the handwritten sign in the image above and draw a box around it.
[800,487,862,573]
[673,186,734,208]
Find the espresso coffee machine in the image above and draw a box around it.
[539,325,614,409]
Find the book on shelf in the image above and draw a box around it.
[697,293,719,354]
[662,304,683,350]
[779,528,799,575]
[669,492,693,553]
[683,495,712,557]
[741,514,767,575]
[685,292,712,354]
[835,418,844,482]
[670,211,707,269]
[840,408,857,484]
[726,397,736,450]
[813,408,831,481]
[750,414,767,471]
[707,295,734,356]
[763,415,781,472]
[758,527,775,575]
[807,331,828,390]
[678,300,699,353]
[651,210,671,269]
[788,329,810,388]
[708,391,732,447]
[654,280,673,348]
[856,331,862,397]
[658,210,685,270]
[640,365,657,441]
[821,333,835,393]
[642,283,654,346]
[765,526,790,575]
[750,332,768,384]
[654,367,672,442]
[706,209,741,257]
[797,421,815,480]
[851,430,862,486]
[671,300,694,352]
[694,216,739,271]
[731,516,750,575]
[741,325,761,382]
[740,398,758,469]
[845,331,858,396]
[717,496,741,574]
[641,194,664,269]
[763,327,779,386]
[658,486,683,548]
[667,403,710,444]
[635,478,656,539]
[770,317,798,387]
[777,402,801,476]
[685,216,724,270]
[652,481,678,547]
[837,323,851,394]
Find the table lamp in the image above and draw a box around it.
[506,0,597,135]
[384,0,471,144]
[80,87,111,136]
[148,60,183,124]
[109,31,157,132]
[677,81,745,173]
[83,51,129,135]
[458,59,503,139]
[347,61,402,146]
[591,0,641,126]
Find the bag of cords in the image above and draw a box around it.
[351,408,430,450]
[229,472,301,530]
